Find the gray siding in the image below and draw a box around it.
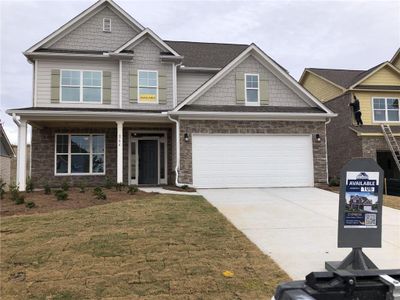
[36,59,120,108]
[177,72,213,103]
[122,38,174,110]
[49,6,139,51]
[194,55,310,107]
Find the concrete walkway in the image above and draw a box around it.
[139,187,199,195]
[198,187,400,280]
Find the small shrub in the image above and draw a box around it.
[104,177,113,189]
[25,201,36,209]
[44,184,51,195]
[9,184,20,202]
[78,182,86,193]
[181,185,189,190]
[26,177,34,193]
[329,177,340,187]
[0,178,6,199]
[127,185,138,195]
[54,189,68,201]
[61,180,70,191]
[93,187,107,200]
[115,182,125,191]
[15,195,25,205]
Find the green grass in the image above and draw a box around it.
[1,194,289,299]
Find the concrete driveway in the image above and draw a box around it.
[198,187,400,280]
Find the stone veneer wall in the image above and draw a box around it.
[31,126,173,187]
[179,119,327,185]
[361,136,400,159]
[324,93,363,178]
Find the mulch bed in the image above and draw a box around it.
[0,187,155,217]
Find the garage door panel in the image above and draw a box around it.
[192,135,314,188]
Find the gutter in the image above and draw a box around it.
[169,111,337,120]
[6,109,168,119]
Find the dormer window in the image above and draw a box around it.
[103,18,111,32]
[245,74,260,106]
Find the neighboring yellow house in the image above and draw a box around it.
[391,48,400,70]
[0,125,16,189]
[300,51,400,192]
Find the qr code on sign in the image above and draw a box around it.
[365,214,376,226]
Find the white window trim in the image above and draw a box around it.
[103,18,112,32]
[54,133,106,176]
[128,130,168,185]
[245,73,260,106]
[137,70,159,104]
[371,97,400,123]
[60,69,103,104]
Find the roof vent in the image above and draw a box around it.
[103,18,111,32]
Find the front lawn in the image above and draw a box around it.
[1,194,289,299]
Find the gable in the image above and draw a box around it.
[115,29,180,56]
[193,55,313,107]
[301,72,344,102]
[357,65,400,86]
[393,58,400,70]
[391,48,400,70]
[47,6,139,51]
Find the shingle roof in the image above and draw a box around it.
[308,68,364,88]
[307,62,386,89]
[165,40,249,68]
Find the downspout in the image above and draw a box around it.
[12,113,21,126]
[168,61,185,187]
[167,114,185,187]
[324,117,332,184]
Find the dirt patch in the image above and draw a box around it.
[0,187,155,217]
[1,194,290,298]
[383,195,400,210]
[163,185,197,193]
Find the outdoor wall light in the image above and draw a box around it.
[315,134,321,142]
[184,133,190,142]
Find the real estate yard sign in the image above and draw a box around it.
[338,158,383,248]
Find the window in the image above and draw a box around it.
[138,70,158,103]
[55,134,105,175]
[373,97,399,122]
[103,18,111,32]
[245,74,259,106]
[61,70,102,103]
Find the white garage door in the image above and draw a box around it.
[192,134,314,188]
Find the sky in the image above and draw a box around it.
[1,0,399,144]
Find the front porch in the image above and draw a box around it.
[19,119,175,189]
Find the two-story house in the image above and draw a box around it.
[300,51,400,181]
[7,0,335,191]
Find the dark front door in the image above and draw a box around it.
[138,140,158,184]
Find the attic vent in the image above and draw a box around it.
[103,18,111,32]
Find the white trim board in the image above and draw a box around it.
[26,0,144,53]
[174,44,334,115]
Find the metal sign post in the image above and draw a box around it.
[326,158,384,271]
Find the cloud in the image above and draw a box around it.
[1,0,399,144]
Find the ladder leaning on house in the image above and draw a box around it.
[381,124,400,171]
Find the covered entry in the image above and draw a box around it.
[192,134,314,188]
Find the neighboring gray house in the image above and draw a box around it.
[0,125,16,188]
[7,0,335,191]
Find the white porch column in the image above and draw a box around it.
[116,121,124,183]
[16,120,27,191]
